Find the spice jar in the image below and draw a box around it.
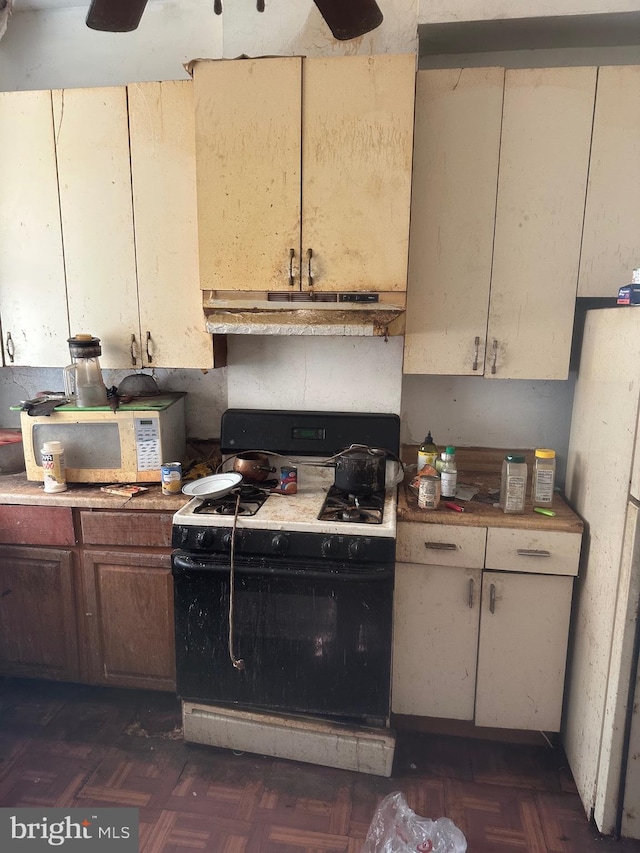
[500,454,527,514]
[532,448,556,507]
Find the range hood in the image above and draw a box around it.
[202,293,406,337]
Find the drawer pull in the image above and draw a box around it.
[516,548,551,558]
[468,578,474,609]
[424,542,458,551]
[489,582,496,614]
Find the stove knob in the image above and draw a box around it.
[321,536,339,558]
[348,539,365,560]
[271,533,289,555]
[176,527,190,547]
[221,531,233,550]
[195,529,213,549]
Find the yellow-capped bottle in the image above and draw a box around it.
[417,432,439,472]
[532,448,556,507]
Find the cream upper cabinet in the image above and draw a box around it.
[53,87,139,370]
[404,67,504,376]
[194,55,415,294]
[405,66,596,379]
[0,90,69,367]
[128,81,213,369]
[578,66,640,298]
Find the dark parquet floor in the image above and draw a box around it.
[1,678,640,853]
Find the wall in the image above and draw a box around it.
[0,0,622,482]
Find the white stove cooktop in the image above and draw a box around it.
[173,462,397,539]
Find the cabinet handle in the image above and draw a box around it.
[489,582,496,614]
[472,336,480,371]
[214,0,222,13]
[289,248,296,287]
[145,330,153,363]
[257,0,265,9]
[491,339,498,374]
[424,541,457,551]
[468,578,474,609]
[516,548,551,558]
[5,332,14,363]
[306,247,314,288]
[130,333,138,366]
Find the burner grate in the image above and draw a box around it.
[318,487,385,524]
[193,485,270,517]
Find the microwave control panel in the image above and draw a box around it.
[134,417,161,471]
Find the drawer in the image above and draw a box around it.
[0,505,75,546]
[396,522,486,568]
[80,510,172,548]
[486,528,581,576]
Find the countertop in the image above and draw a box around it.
[0,472,189,512]
[398,447,583,534]
[0,446,584,533]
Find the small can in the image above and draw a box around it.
[161,461,183,495]
[277,466,297,494]
[418,474,440,510]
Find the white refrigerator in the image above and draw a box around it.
[564,306,640,839]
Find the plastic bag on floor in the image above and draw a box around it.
[362,791,467,853]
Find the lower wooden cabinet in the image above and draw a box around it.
[80,549,175,691]
[0,545,79,681]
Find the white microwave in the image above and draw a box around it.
[20,393,186,484]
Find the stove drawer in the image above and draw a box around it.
[396,522,486,568]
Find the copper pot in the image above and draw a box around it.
[232,452,276,482]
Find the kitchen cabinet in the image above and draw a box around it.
[0,505,79,681]
[577,65,640,298]
[194,54,415,294]
[0,90,70,367]
[78,510,175,691]
[392,521,580,731]
[54,84,213,370]
[404,66,596,379]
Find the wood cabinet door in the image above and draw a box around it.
[404,67,504,375]
[392,563,481,720]
[475,571,573,731]
[128,80,213,369]
[81,549,175,691]
[0,90,69,367]
[194,57,302,293]
[487,67,596,380]
[302,54,415,293]
[0,546,79,681]
[53,87,140,369]
[578,65,640,298]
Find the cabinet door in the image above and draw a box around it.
[53,87,140,369]
[487,67,596,379]
[578,66,640,298]
[302,54,415,293]
[392,563,481,720]
[0,546,79,681]
[0,90,69,366]
[404,67,504,375]
[128,80,213,369]
[194,57,302,292]
[81,549,175,691]
[475,571,573,731]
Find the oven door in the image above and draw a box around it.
[172,550,393,723]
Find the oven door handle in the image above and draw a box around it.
[172,552,392,582]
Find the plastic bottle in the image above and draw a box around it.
[500,454,527,514]
[417,431,439,472]
[532,448,556,506]
[41,440,67,493]
[440,446,457,499]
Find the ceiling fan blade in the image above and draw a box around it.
[312,0,383,41]
[86,0,149,32]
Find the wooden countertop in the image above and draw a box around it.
[398,446,583,534]
[0,472,189,512]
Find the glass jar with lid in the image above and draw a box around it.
[532,448,556,507]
